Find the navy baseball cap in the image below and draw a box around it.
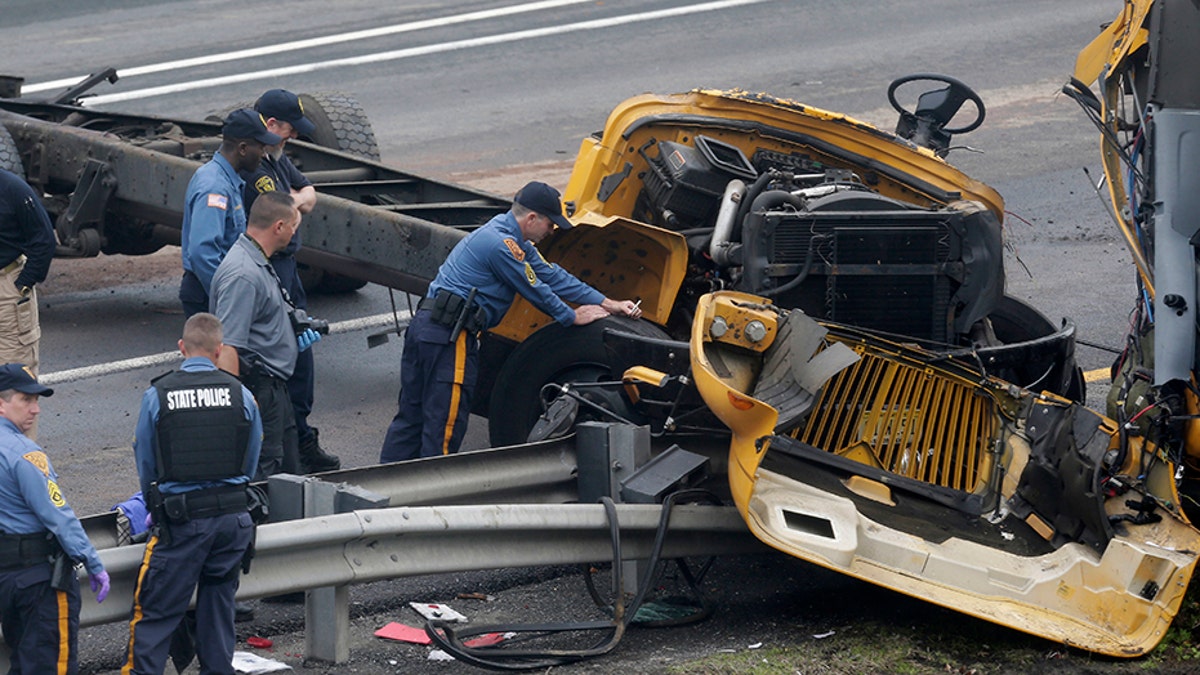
[514,181,573,230]
[222,108,283,145]
[255,89,316,137]
[0,364,52,396]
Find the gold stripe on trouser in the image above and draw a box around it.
[122,535,159,674]
[56,589,69,675]
[440,331,469,456]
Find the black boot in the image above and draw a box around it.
[299,427,341,473]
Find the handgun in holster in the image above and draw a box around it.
[236,350,264,390]
[448,287,479,342]
[241,526,257,574]
[49,539,75,591]
[146,483,174,547]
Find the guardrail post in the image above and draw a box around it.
[576,422,652,595]
[304,479,350,664]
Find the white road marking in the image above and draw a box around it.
[23,0,597,93]
[40,310,411,385]
[47,0,775,105]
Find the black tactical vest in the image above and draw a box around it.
[151,368,250,482]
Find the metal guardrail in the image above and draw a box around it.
[54,428,756,665]
[81,501,760,627]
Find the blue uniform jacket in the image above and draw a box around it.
[428,211,605,328]
[133,356,262,497]
[181,154,247,293]
[0,417,104,574]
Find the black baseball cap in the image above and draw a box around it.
[222,108,283,145]
[255,89,316,137]
[514,181,573,230]
[0,364,52,396]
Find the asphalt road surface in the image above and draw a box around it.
[0,1,1150,672]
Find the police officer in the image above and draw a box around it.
[380,181,642,462]
[179,109,282,317]
[240,89,340,474]
[211,190,321,478]
[122,313,262,674]
[0,169,55,376]
[0,363,109,673]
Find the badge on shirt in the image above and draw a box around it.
[503,238,525,262]
[22,451,49,476]
[47,479,65,508]
[524,262,537,285]
[207,194,229,210]
[255,175,276,193]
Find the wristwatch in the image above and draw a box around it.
[17,285,31,300]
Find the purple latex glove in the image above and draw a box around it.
[144,511,154,530]
[90,570,110,603]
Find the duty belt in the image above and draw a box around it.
[0,531,60,569]
[419,289,487,335]
[161,484,249,524]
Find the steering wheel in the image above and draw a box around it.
[887,73,985,134]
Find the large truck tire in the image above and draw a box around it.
[487,316,671,447]
[298,92,381,162]
[0,125,23,175]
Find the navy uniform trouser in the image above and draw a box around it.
[0,562,80,674]
[380,309,478,462]
[123,511,253,675]
[179,270,208,318]
[289,346,315,441]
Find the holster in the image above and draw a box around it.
[237,351,263,390]
[146,483,173,547]
[241,526,257,575]
[420,288,486,340]
[49,551,76,591]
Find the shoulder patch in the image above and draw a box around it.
[47,479,65,508]
[254,175,276,194]
[503,238,525,262]
[22,451,49,476]
[524,262,537,285]
[207,193,229,210]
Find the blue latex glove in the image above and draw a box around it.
[297,328,322,351]
[90,570,111,603]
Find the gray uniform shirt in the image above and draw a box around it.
[210,234,298,379]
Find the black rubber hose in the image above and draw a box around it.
[423,489,723,670]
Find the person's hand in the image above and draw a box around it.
[602,298,642,319]
[144,512,154,530]
[297,328,322,351]
[90,570,111,603]
[572,305,610,326]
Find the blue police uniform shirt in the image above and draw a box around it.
[0,168,56,288]
[427,211,605,328]
[0,417,104,574]
[133,356,263,497]
[180,153,247,293]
